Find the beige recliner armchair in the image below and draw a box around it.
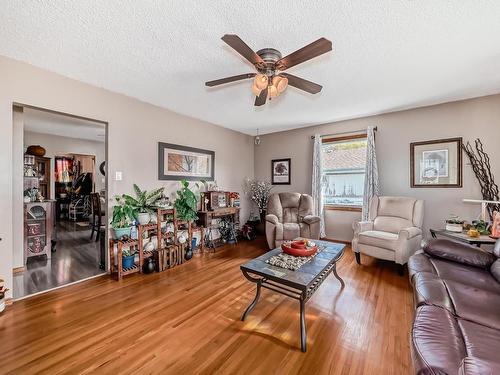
[265,193,321,249]
[352,196,424,273]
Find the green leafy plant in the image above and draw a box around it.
[122,248,136,257]
[122,184,165,214]
[111,196,136,228]
[472,220,491,235]
[445,215,465,225]
[174,180,199,222]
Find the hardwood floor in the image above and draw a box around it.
[0,238,413,374]
[13,221,104,298]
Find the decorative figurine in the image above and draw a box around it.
[491,211,500,239]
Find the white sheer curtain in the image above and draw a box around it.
[362,126,380,221]
[312,134,326,237]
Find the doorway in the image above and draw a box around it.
[12,105,108,299]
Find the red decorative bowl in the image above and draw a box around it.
[290,240,307,249]
[281,243,318,257]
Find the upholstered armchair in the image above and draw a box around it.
[265,193,321,249]
[352,196,424,273]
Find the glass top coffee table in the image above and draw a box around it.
[240,239,345,352]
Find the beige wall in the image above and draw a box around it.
[254,95,500,242]
[0,56,254,299]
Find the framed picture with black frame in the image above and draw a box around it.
[410,137,462,188]
[271,158,291,185]
[158,142,215,181]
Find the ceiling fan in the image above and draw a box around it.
[205,35,332,106]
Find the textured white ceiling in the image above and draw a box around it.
[24,108,105,142]
[2,1,500,135]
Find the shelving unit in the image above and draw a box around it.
[109,238,141,280]
[109,208,196,280]
[138,223,157,261]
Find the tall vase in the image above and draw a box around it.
[256,209,266,235]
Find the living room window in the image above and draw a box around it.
[321,134,367,211]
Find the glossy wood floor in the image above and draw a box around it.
[13,221,104,298]
[0,238,413,375]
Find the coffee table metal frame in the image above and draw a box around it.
[240,245,345,352]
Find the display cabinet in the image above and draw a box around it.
[24,201,55,262]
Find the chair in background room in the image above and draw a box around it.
[90,192,106,242]
[265,192,321,249]
[352,196,424,274]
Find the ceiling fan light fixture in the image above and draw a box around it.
[254,74,268,90]
[268,84,279,98]
[251,82,262,96]
[273,76,288,93]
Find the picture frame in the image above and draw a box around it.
[410,137,462,188]
[271,158,291,185]
[158,142,215,181]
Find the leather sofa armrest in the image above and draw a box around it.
[302,215,320,225]
[459,357,500,375]
[399,227,422,239]
[265,214,280,226]
[353,221,373,235]
[424,239,496,269]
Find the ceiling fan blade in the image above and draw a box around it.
[205,73,256,87]
[275,38,332,71]
[221,34,266,68]
[280,73,322,94]
[254,87,268,106]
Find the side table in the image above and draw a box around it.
[430,229,497,248]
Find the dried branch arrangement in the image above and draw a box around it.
[462,139,500,220]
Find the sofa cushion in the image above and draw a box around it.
[445,279,500,330]
[408,253,436,281]
[459,357,500,375]
[430,258,500,294]
[358,230,399,251]
[283,223,300,240]
[412,272,455,313]
[412,305,466,375]
[425,239,496,269]
[458,319,500,364]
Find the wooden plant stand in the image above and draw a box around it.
[109,238,141,280]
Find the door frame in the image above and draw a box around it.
[12,102,109,300]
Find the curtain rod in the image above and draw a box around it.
[310,126,377,139]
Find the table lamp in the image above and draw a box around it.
[462,199,500,221]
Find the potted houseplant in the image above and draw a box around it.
[123,184,164,225]
[445,215,465,232]
[174,180,199,222]
[111,196,136,239]
[0,279,9,313]
[121,248,136,269]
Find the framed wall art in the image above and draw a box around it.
[271,158,291,185]
[410,137,462,188]
[158,142,215,181]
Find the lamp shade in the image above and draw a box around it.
[273,76,288,93]
[251,82,261,96]
[254,74,268,90]
[268,85,279,98]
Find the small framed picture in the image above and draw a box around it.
[271,158,291,185]
[410,138,462,188]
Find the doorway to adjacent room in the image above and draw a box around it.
[12,105,108,299]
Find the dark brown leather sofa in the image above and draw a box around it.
[408,238,500,375]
